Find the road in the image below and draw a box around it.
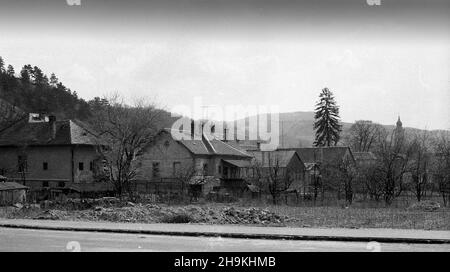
[0,228,449,252]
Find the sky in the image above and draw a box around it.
[0,0,449,130]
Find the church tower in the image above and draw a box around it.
[393,115,405,146]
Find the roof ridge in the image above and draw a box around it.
[201,132,217,154]
[215,136,252,157]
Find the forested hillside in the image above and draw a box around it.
[0,56,91,121]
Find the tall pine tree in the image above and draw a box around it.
[313,87,342,146]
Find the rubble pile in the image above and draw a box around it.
[30,202,295,225]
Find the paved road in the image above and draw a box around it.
[1,228,449,252]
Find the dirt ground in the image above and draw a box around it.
[0,199,448,230]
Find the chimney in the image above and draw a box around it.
[190,120,195,139]
[223,127,227,142]
[49,115,57,139]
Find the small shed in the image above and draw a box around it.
[0,181,29,206]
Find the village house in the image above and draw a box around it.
[278,146,356,193]
[134,125,253,197]
[0,114,103,196]
[246,150,307,200]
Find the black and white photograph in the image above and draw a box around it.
[0,0,449,257]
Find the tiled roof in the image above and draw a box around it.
[0,118,99,146]
[0,182,29,191]
[178,139,210,155]
[162,128,251,158]
[278,146,353,164]
[208,138,252,157]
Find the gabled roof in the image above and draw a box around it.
[161,128,251,158]
[279,146,354,165]
[0,118,99,146]
[0,182,29,191]
[249,150,300,168]
[178,138,210,155]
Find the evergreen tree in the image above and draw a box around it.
[0,56,4,73]
[6,65,15,77]
[20,65,31,84]
[50,73,58,86]
[32,66,46,86]
[313,87,342,146]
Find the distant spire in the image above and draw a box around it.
[396,115,402,128]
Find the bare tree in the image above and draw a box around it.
[357,162,384,202]
[266,155,296,205]
[91,94,166,199]
[248,155,296,205]
[343,120,383,152]
[320,159,356,206]
[373,127,414,205]
[432,131,450,206]
[173,164,197,201]
[409,130,432,202]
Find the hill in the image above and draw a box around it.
[0,56,91,122]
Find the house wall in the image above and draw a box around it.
[136,132,196,181]
[0,145,99,189]
[73,145,100,183]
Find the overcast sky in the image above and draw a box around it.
[0,0,448,129]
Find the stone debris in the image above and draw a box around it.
[30,202,296,225]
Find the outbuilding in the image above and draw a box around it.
[0,179,29,205]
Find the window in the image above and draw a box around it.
[79,162,84,171]
[203,163,208,175]
[58,181,65,188]
[43,162,48,170]
[18,155,27,173]
[42,181,49,187]
[218,165,222,174]
[173,162,180,176]
[152,162,160,178]
[89,161,94,171]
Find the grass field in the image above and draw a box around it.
[268,205,449,230]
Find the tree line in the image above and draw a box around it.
[0,56,92,123]
[312,87,450,206]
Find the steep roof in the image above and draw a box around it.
[279,146,354,165]
[0,118,99,146]
[161,128,252,158]
[249,150,300,168]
